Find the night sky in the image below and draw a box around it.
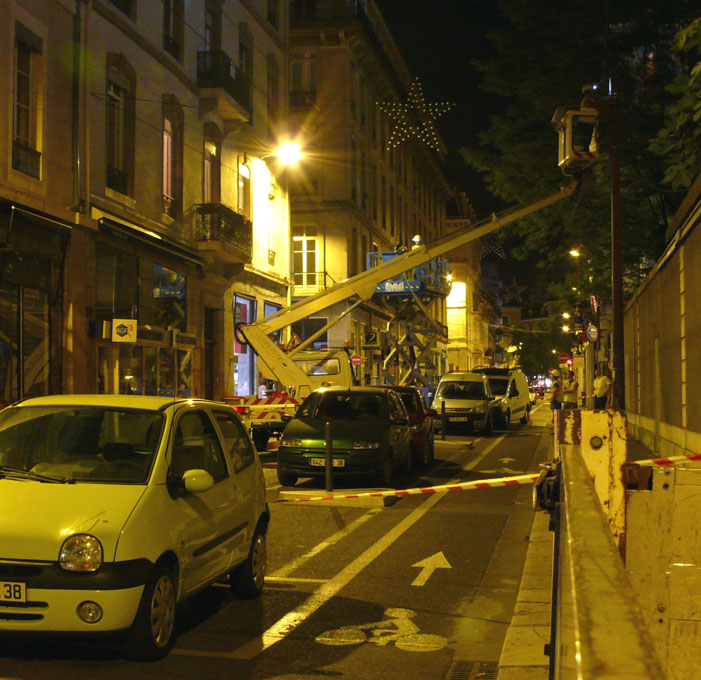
[375,0,505,215]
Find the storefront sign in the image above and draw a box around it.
[112,319,137,343]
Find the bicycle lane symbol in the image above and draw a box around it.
[315,608,447,652]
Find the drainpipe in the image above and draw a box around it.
[69,0,89,213]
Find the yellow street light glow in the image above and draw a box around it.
[552,349,557,354]
[562,312,571,319]
[569,249,581,257]
[276,142,302,165]
[562,325,570,332]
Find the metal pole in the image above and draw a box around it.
[325,420,333,492]
[609,93,625,410]
[441,401,447,441]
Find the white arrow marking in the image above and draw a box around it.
[411,551,452,586]
[499,457,516,463]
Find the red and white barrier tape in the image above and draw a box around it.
[631,453,701,468]
[272,473,540,503]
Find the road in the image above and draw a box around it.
[0,404,553,680]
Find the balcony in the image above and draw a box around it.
[197,51,251,122]
[12,140,41,179]
[194,203,252,264]
[292,271,332,297]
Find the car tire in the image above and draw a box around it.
[503,410,511,429]
[277,466,298,487]
[232,524,267,600]
[125,562,177,661]
[483,413,492,434]
[520,406,530,424]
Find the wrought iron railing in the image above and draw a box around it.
[12,140,41,179]
[197,50,252,116]
[194,203,252,259]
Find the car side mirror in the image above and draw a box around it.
[425,408,437,417]
[183,469,214,493]
[280,412,294,423]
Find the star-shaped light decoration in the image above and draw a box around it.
[377,78,454,152]
[503,278,527,304]
[479,234,506,260]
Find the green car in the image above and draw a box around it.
[277,387,412,487]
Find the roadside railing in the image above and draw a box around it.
[545,439,664,678]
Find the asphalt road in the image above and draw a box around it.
[0,403,553,680]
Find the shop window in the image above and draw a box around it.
[153,264,186,330]
[234,296,256,396]
[95,243,138,321]
[0,283,49,407]
[264,302,282,344]
[12,23,43,179]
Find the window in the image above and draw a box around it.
[95,242,138,321]
[203,122,221,203]
[153,264,187,330]
[213,411,254,472]
[163,0,183,60]
[290,317,327,349]
[106,56,135,196]
[266,54,280,139]
[237,159,251,219]
[292,225,318,292]
[290,52,316,107]
[109,0,134,19]
[204,2,221,51]
[162,96,183,217]
[12,23,43,179]
[172,411,228,482]
[239,23,253,103]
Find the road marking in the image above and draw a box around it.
[267,577,329,584]
[271,509,380,579]
[411,551,452,586]
[174,433,508,660]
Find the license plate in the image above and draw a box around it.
[451,417,468,422]
[310,458,345,468]
[0,581,27,603]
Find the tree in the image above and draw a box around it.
[649,18,701,190]
[461,0,697,313]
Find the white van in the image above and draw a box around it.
[431,372,496,433]
[473,367,531,428]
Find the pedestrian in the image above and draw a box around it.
[562,370,579,409]
[591,366,612,409]
[550,370,562,412]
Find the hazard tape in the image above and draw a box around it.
[272,473,540,503]
[630,453,701,468]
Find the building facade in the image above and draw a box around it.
[287,0,453,386]
[1,0,293,405]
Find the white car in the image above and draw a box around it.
[0,395,269,660]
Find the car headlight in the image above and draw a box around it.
[59,534,103,572]
[352,441,380,449]
[280,437,303,447]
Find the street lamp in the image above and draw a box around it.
[275,141,303,166]
[562,312,571,319]
[569,249,581,258]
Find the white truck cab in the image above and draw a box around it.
[473,367,531,429]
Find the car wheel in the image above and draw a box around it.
[277,466,298,487]
[483,413,492,434]
[125,562,177,661]
[503,410,511,429]
[520,406,530,424]
[232,524,267,600]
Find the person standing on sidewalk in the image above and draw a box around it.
[592,365,612,409]
[562,370,579,409]
[550,370,562,412]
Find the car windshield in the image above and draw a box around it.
[437,381,486,399]
[298,392,385,420]
[294,358,341,376]
[398,391,420,413]
[0,406,164,483]
[487,377,509,396]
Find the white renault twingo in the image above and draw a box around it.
[0,395,269,660]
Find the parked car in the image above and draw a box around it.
[0,395,269,661]
[277,387,412,486]
[473,367,531,428]
[383,385,437,466]
[431,372,496,434]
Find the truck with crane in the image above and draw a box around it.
[233,105,599,451]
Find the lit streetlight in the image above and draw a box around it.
[569,249,581,258]
[562,312,571,319]
[276,141,303,166]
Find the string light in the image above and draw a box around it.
[480,233,506,259]
[377,78,454,152]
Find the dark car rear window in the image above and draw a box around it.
[298,392,385,420]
